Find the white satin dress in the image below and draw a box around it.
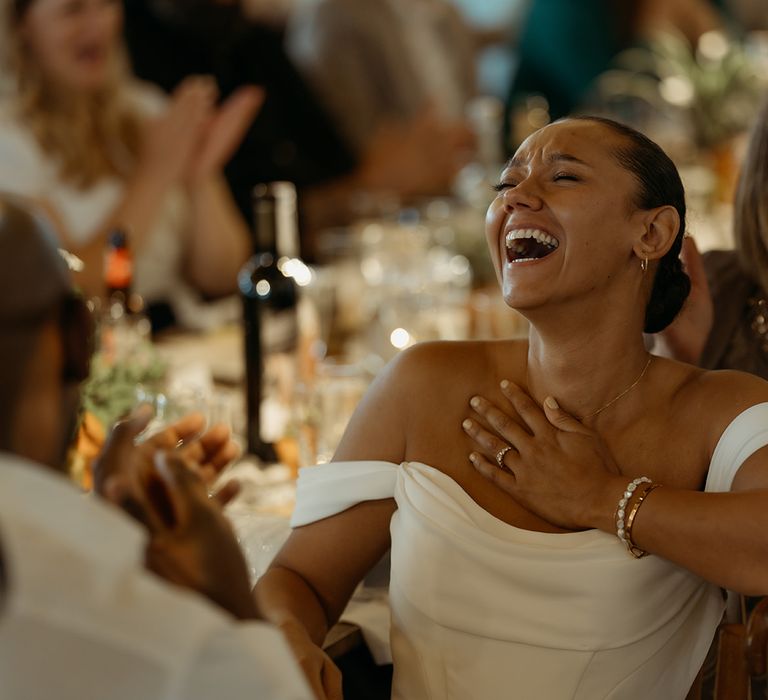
[291,403,768,699]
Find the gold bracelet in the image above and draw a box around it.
[624,482,662,558]
[615,476,651,546]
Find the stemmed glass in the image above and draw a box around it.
[133,385,211,446]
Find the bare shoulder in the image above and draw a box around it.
[385,339,531,407]
[389,338,528,385]
[665,357,768,452]
[333,340,527,463]
[364,341,488,410]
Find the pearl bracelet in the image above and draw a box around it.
[615,476,651,546]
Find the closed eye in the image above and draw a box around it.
[492,181,516,192]
[553,172,579,182]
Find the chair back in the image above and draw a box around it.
[687,596,768,700]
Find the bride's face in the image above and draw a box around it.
[485,120,647,312]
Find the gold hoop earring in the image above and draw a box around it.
[641,257,648,274]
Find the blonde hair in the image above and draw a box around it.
[7,0,143,188]
[734,96,768,294]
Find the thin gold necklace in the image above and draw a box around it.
[581,355,653,420]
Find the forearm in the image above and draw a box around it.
[591,483,768,594]
[254,566,334,646]
[184,175,250,297]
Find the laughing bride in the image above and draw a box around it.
[255,116,768,700]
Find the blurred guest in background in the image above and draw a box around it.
[0,195,311,700]
[0,0,261,327]
[506,0,723,147]
[286,0,475,157]
[122,0,358,218]
[239,0,296,27]
[122,0,473,258]
[658,95,768,379]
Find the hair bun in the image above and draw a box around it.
[644,255,691,333]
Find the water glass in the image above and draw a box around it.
[296,360,372,466]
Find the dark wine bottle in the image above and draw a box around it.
[239,182,301,463]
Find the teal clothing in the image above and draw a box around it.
[507,0,630,124]
[506,0,730,140]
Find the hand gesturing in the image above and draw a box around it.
[187,85,264,183]
[138,78,263,187]
[93,406,255,618]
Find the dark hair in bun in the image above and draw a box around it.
[568,116,690,333]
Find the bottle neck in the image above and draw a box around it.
[275,199,299,260]
[253,182,300,260]
[253,197,278,257]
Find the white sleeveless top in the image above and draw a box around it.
[291,403,768,700]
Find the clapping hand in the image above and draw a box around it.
[461,382,625,531]
[93,406,255,618]
[138,76,219,188]
[138,77,263,188]
[93,405,240,507]
[187,85,264,183]
[138,450,257,619]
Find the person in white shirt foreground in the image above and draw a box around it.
[0,195,312,700]
[255,116,768,700]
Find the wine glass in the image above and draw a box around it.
[133,384,210,446]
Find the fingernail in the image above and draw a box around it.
[500,379,509,389]
[462,419,472,430]
[469,452,478,464]
[544,396,559,410]
[470,396,480,409]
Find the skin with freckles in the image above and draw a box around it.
[255,119,768,699]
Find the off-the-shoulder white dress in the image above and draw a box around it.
[291,403,768,699]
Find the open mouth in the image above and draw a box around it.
[505,229,559,263]
[76,44,109,66]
